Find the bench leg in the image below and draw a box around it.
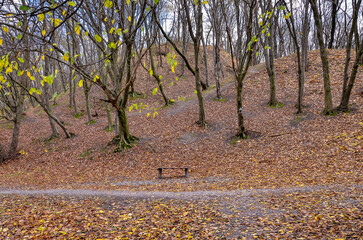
[158,169,163,179]
[185,168,188,178]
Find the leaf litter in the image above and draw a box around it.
[0,47,362,238]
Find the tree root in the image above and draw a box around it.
[111,135,139,153]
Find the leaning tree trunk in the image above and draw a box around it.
[337,0,362,111]
[145,20,171,106]
[309,0,334,115]
[339,38,363,110]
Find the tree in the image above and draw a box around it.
[154,0,207,126]
[308,0,334,115]
[259,0,278,106]
[207,0,224,99]
[223,0,258,138]
[337,0,363,111]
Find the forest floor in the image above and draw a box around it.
[0,47,362,239]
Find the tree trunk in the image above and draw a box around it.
[43,27,59,139]
[83,81,93,124]
[44,82,59,139]
[8,115,21,159]
[337,0,362,111]
[201,26,209,87]
[114,40,138,151]
[328,0,338,49]
[0,144,5,163]
[309,0,334,115]
[263,1,278,106]
[145,19,171,106]
[105,103,113,131]
[338,37,363,110]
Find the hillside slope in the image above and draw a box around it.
[0,48,362,192]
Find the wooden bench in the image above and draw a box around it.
[157,167,189,178]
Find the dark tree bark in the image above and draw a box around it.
[209,0,223,99]
[260,0,278,106]
[223,0,257,138]
[338,39,363,110]
[183,0,206,125]
[309,0,334,115]
[0,144,5,163]
[328,0,338,49]
[337,0,363,110]
[282,0,305,113]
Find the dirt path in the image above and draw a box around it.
[0,184,361,200]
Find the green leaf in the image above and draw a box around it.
[279,6,285,11]
[19,5,30,11]
[154,0,159,5]
[152,88,157,95]
[29,87,36,95]
[108,42,116,49]
[18,58,24,63]
[17,34,22,39]
[44,75,54,85]
[95,34,102,42]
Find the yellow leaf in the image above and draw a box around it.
[75,24,80,35]
[2,26,9,33]
[42,29,46,36]
[0,38,2,46]
[78,80,83,87]
[62,52,69,62]
[38,14,44,21]
[128,16,131,22]
[54,19,62,27]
